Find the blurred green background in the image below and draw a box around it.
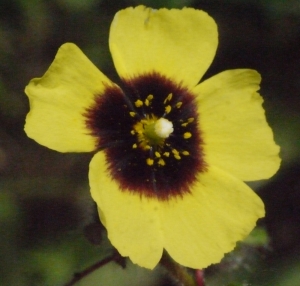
[0,0,300,285]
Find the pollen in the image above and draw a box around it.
[132,143,137,149]
[129,111,136,117]
[182,151,190,156]
[183,132,192,139]
[158,158,166,166]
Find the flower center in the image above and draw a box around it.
[85,72,206,200]
[133,116,173,149]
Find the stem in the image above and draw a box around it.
[160,251,197,286]
[195,269,205,286]
[63,251,124,286]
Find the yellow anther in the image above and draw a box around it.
[176,102,182,108]
[130,130,135,135]
[165,105,171,114]
[174,154,181,160]
[129,112,136,117]
[147,94,154,100]
[145,94,154,106]
[164,93,173,104]
[158,158,166,166]
[132,143,137,149]
[187,118,194,123]
[146,158,154,166]
[181,122,188,127]
[135,100,143,107]
[163,152,170,157]
[182,151,190,156]
[183,132,192,139]
[155,151,161,158]
[145,145,151,150]
[172,149,179,155]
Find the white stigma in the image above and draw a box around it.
[154,118,174,139]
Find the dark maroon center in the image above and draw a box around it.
[85,72,206,200]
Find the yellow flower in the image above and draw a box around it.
[24,6,280,269]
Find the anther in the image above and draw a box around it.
[183,132,192,139]
[146,158,154,166]
[174,154,181,160]
[165,105,172,114]
[175,102,182,108]
[155,151,161,158]
[164,93,173,104]
[135,100,143,107]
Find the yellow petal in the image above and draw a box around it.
[109,6,218,87]
[25,43,115,152]
[89,151,163,269]
[194,69,280,181]
[160,166,264,269]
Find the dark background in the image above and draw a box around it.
[0,0,299,285]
